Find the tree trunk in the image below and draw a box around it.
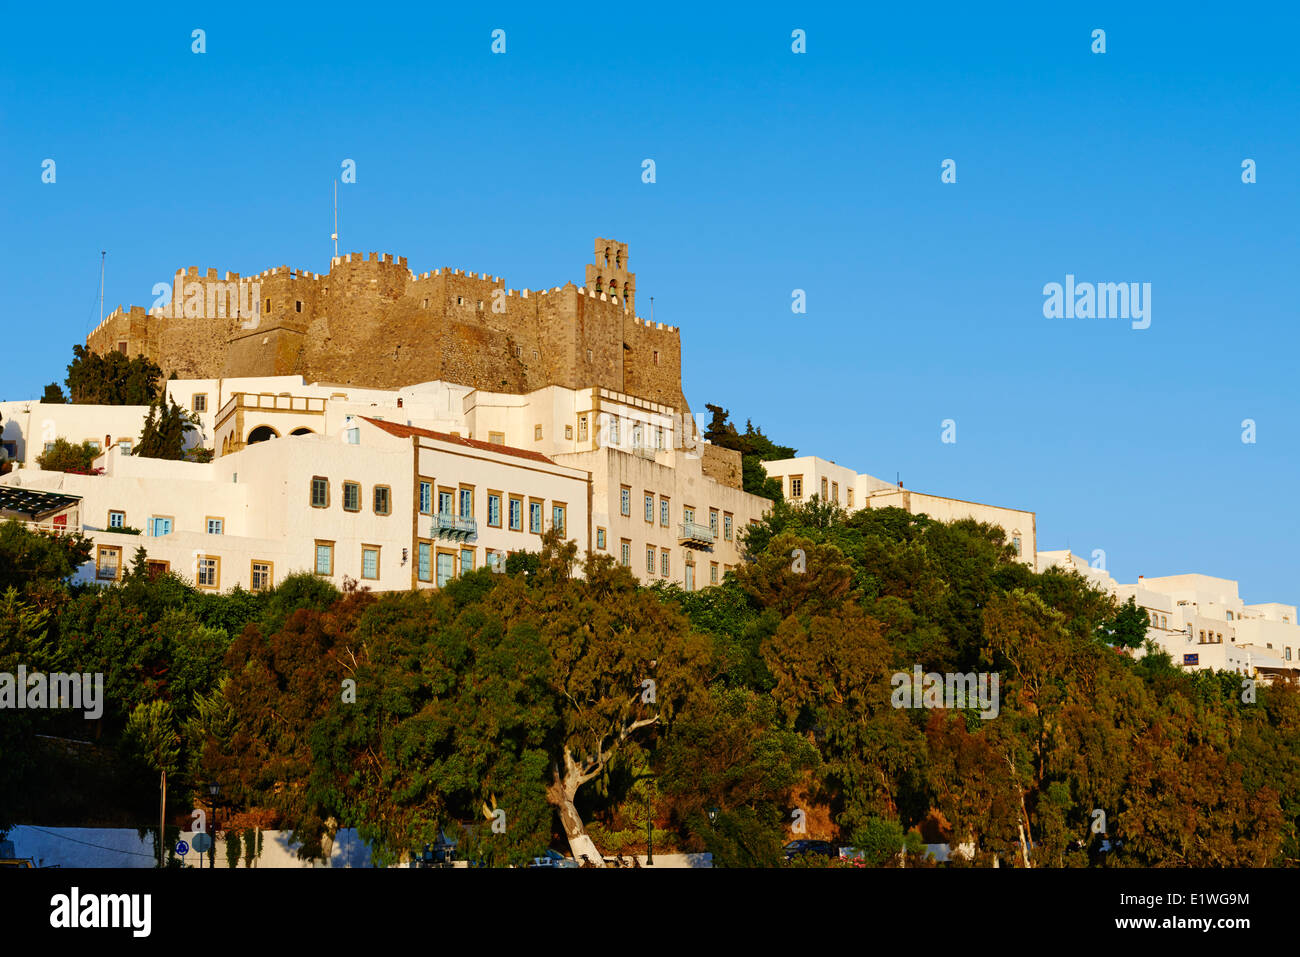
[548,764,604,866]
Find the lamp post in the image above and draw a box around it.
[207,782,220,869]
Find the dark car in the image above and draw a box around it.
[783,840,836,861]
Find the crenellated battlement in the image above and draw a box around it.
[85,237,686,411]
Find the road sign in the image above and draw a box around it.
[175,841,189,856]
[192,833,213,854]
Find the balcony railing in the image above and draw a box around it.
[433,512,477,542]
[678,521,715,550]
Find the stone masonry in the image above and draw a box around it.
[86,238,688,414]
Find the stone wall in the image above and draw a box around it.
[86,240,687,413]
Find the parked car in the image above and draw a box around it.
[528,848,579,868]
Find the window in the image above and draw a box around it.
[419,480,433,515]
[1160,615,1167,628]
[847,488,854,507]
[644,493,654,523]
[311,476,329,508]
[620,540,631,566]
[374,486,391,515]
[487,550,504,573]
[646,545,656,574]
[821,477,828,500]
[117,340,128,354]
[633,423,643,448]
[108,510,125,529]
[43,440,55,454]
[96,545,122,581]
[683,507,695,525]
[831,481,838,503]
[460,547,474,575]
[438,489,454,516]
[661,550,670,578]
[656,427,664,450]
[417,542,432,582]
[711,562,719,584]
[192,393,208,413]
[265,297,271,313]
[535,424,543,441]
[552,504,566,534]
[458,487,473,518]
[596,527,606,550]
[197,555,220,589]
[343,482,361,512]
[1011,535,1021,556]
[529,500,543,534]
[295,300,303,313]
[488,493,502,528]
[362,546,380,580]
[653,350,660,365]
[578,415,589,441]
[789,475,803,499]
[660,498,669,527]
[1226,611,1233,621]
[345,427,359,445]
[315,541,335,576]
[489,431,505,445]
[149,516,173,537]
[436,551,455,587]
[251,561,273,592]
[206,517,224,535]
[509,496,523,531]
[118,439,133,454]
[565,425,573,440]
[609,416,620,445]
[620,486,631,517]
[709,509,719,536]
[724,513,733,541]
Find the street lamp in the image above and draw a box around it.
[708,807,719,826]
[207,782,220,869]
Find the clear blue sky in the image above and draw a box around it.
[2,4,1297,601]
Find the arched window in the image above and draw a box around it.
[290,427,314,436]
[247,425,279,444]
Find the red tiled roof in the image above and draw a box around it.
[359,417,558,465]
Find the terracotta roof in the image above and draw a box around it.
[359,417,558,465]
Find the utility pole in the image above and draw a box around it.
[99,250,106,325]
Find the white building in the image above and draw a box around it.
[761,455,1036,563]
[1036,551,1299,682]
[1,377,768,593]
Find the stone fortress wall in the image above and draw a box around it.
[86,238,688,414]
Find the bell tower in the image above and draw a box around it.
[584,238,635,311]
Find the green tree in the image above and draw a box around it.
[124,701,182,867]
[1100,595,1150,649]
[0,519,93,594]
[135,396,200,460]
[702,404,793,499]
[36,438,99,473]
[65,344,164,405]
[41,382,67,403]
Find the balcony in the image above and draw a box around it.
[433,512,477,543]
[678,521,715,551]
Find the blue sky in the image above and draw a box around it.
[2,3,1297,600]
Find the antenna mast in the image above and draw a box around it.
[331,181,339,258]
[99,250,106,325]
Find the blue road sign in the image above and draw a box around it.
[175,840,189,856]
[192,833,213,854]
